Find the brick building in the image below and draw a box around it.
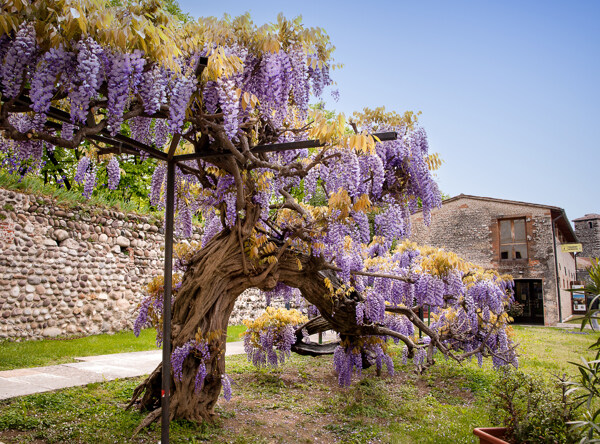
[410,194,578,326]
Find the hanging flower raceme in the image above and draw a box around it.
[171,338,210,393]
[0,23,37,99]
[171,330,231,397]
[133,274,182,347]
[333,337,394,387]
[106,157,121,190]
[242,307,308,368]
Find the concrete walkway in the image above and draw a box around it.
[0,341,246,400]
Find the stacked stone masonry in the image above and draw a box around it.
[574,215,600,259]
[0,188,282,340]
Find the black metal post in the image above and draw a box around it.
[161,160,175,444]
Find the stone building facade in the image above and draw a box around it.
[574,214,600,259]
[0,188,286,340]
[410,194,578,326]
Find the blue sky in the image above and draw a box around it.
[179,0,599,223]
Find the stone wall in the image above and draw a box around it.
[409,195,576,325]
[0,188,281,340]
[574,216,600,259]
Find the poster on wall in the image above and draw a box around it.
[572,284,587,313]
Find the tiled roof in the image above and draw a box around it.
[573,214,600,222]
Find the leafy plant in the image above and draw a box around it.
[565,259,600,442]
[566,339,600,442]
[490,368,577,443]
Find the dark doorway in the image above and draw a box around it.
[512,279,544,324]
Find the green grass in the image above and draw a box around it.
[0,170,158,217]
[511,325,598,375]
[0,326,246,371]
[0,325,598,443]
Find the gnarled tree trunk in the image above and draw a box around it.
[129,214,370,427]
[130,215,268,424]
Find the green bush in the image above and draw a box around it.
[490,368,577,443]
[567,337,600,442]
[566,258,600,442]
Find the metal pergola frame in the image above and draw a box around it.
[156,129,397,444]
[6,57,398,443]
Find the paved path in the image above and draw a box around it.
[0,341,246,400]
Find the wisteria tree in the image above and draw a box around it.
[0,0,517,428]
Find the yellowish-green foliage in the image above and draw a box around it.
[349,107,444,172]
[393,240,512,285]
[352,107,420,132]
[194,329,225,354]
[242,229,283,267]
[425,152,443,171]
[141,272,182,333]
[242,307,307,347]
[1,2,335,76]
[173,240,199,266]
[243,307,307,331]
[307,110,380,155]
[145,272,181,298]
[1,0,185,68]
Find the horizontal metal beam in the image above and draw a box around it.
[172,131,398,162]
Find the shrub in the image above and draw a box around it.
[490,368,577,443]
[566,258,600,442]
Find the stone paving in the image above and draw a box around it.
[0,341,245,400]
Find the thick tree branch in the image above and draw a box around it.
[324,264,414,283]
[372,326,417,351]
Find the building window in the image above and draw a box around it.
[499,218,527,260]
[590,221,594,229]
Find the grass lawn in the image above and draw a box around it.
[0,325,597,443]
[0,326,247,371]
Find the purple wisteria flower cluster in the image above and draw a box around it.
[242,307,307,369]
[171,335,233,399]
[260,241,517,383]
[0,114,48,176]
[0,28,207,199]
[73,156,97,199]
[106,157,121,190]
[263,282,302,306]
[171,338,210,393]
[0,23,37,99]
[333,339,394,387]
[243,323,297,368]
